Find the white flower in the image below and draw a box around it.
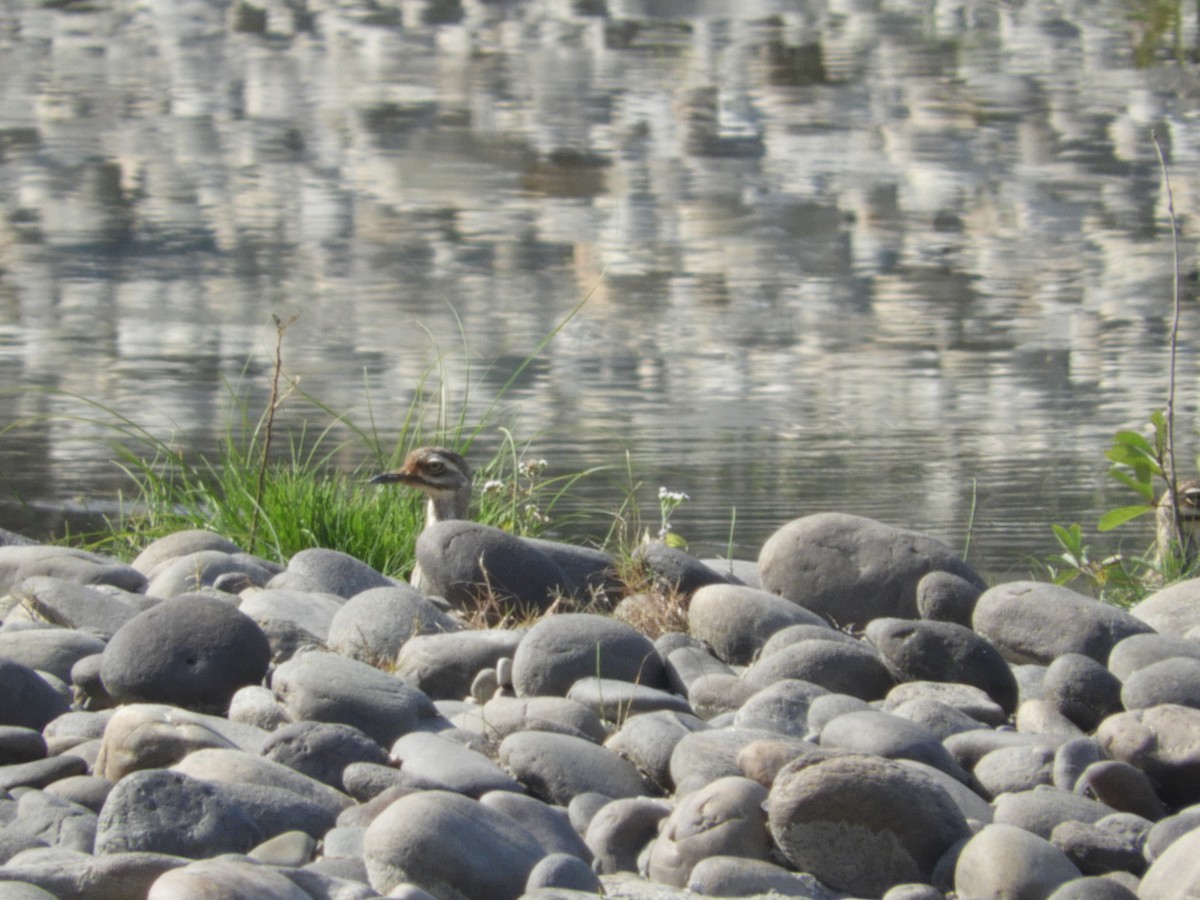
[482,479,506,494]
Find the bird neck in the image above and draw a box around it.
[426,485,471,525]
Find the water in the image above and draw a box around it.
[2,0,1200,580]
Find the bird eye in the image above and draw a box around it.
[427,461,445,474]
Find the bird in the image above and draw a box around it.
[1155,479,1200,568]
[370,446,473,526]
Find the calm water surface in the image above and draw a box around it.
[3,0,1200,579]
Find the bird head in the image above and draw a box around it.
[371,447,473,516]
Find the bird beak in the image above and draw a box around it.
[370,471,408,485]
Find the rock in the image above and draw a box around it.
[397,630,523,700]
[392,731,523,797]
[498,730,652,804]
[818,709,969,782]
[663,644,734,696]
[885,695,995,740]
[0,546,148,595]
[1076,760,1166,821]
[260,721,389,793]
[0,755,88,792]
[147,856,312,899]
[1043,653,1124,731]
[271,650,440,746]
[478,790,592,861]
[227,685,292,731]
[0,727,46,766]
[280,548,395,598]
[584,796,672,874]
[99,595,270,712]
[526,852,603,893]
[511,614,666,697]
[10,577,141,638]
[208,778,338,841]
[973,744,1056,799]
[2,790,97,857]
[94,768,262,857]
[686,584,826,665]
[567,677,692,721]
[93,703,252,781]
[131,531,245,578]
[686,856,840,899]
[647,776,770,887]
[327,585,459,665]
[805,693,873,735]
[757,513,984,628]
[944,728,1061,772]
[668,728,781,794]
[915,570,982,627]
[1133,822,1200,899]
[1049,819,1146,877]
[992,787,1114,839]
[732,679,828,737]
[363,789,545,899]
[1120,657,1200,711]
[415,520,577,612]
[686,673,761,720]
[1145,806,1200,862]
[1047,876,1139,899]
[604,710,708,791]
[633,541,731,596]
[145,551,276,598]
[0,847,185,900]
[1016,698,1087,739]
[44,775,114,814]
[523,538,620,601]
[464,695,607,743]
[1053,737,1107,792]
[743,637,894,700]
[1096,704,1200,807]
[736,737,827,788]
[237,589,344,643]
[865,617,1019,714]
[1131,577,1200,635]
[169,747,353,818]
[954,823,1081,899]
[0,659,71,731]
[1107,633,1200,681]
[972,581,1154,665]
[767,753,971,897]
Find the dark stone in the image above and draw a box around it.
[0,660,70,731]
[261,721,389,793]
[511,613,666,697]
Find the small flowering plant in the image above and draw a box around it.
[657,485,690,548]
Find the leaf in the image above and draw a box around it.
[1098,505,1154,532]
[1108,467,1157,502]
[1113,429,1154,454]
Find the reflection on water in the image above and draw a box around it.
[2,0,1200,580]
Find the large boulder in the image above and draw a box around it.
[757,513,983,629]
[510,613,666,697]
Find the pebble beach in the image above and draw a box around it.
[1,511,1200,899]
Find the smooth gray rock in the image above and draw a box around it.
[604,710,708,792]
[392,731,523,797]
[271,650,439,747]
[0,882,57,899]
[170,747,352,819]
[280,548,395,599]
[973,581,1154,665]
[1076,760,1166,821]
[633,541,731,597]
[668,728,781,794]
[99,595,271,712]
[566,676,692,721]
[1145,805,1200,862]
[973,744,1056,799]
[525,852,603,893]
[9,577,141,638]
[1096,704,1200,807]
[767,752,971,898]
[209,779,338,841]
[1129,822,1200,899]
[647,776,770,887]
[146,550,276,598]
[1043,653,1124,731]
[804,693,873,735]
[758,624,858,658]
[227,684,292,731]
[523,539,620,602]
[686,856,840,899]
[915,569,982,627]
[687,584,826,666]
[731,679,828,737]
[0,659,70,731]
[0,847,185,900]
[363,789,545,899]
[744,637,894,701]
[43,775,114,815]
[498,730,652,804]
[464,695,607,743]
[584,796,672,874]
[1049,818,1146,877]
[0,727,46,766]
[416,520,577,612]
[1053,737,1108,792]
[865,617,1019,713]
[237,588,344,643]
[327,585,459,665]
[396,629,523,700]
[0,755,88,792]
[818,709,969,783]
[479,790,591,862]
[1107,633,1200,681]
[885,696,992,741]
[944,728,1061,772]
[1046,876,1139,899]
[735,736,827,789]
[261,721,389,793]
[1016,698,1088,739]
[131,530,245,578]
[899,759,995,827]
[992,787,1115,838]
[757,512,984,628]
[954,823,1081,900]
[94,768,262,857]
[511,613,666,697]
[147,856,312,899]
[2,791,97,858]
[1131,576,1200,635]
[1121,657,1200,711]
[0,546,147,595]
[663,644,734,696]
[686,673,762,721]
